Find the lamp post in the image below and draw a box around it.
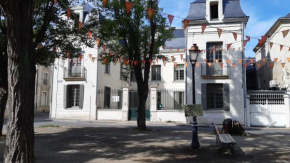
[189,43,200,148]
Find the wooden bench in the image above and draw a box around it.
[212,123,236,156]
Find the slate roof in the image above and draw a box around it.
[284,13,290,18]
[164,29,185,49]
[186,0,247,21]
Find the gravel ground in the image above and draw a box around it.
[1,123,290,163]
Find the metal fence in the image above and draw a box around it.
[97,89,123,109]
[157,89,185,110]
[248,91,285,105]
[201,63,230,77]
[129,90,150,110]
[63,67,87,79]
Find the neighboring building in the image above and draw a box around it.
[254,13,290,90]
[245,58,257,90]
[185,0,249,124]
[35,65,53,113]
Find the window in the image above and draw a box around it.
[174,64,184,81]
[104,87,111,108]
[151,65,161,81]
[43,73,48,85]
[206,42,223,63]
[210,2,219,20]
[69,58,82,77]
[105,63,110,74]
[68,85,80,107]
[207,84,224,109]
[130,70,136,82]
[41,92,47,106]
[174,92,184,109]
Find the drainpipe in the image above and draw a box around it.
[185,27,189,105]
[49,65,54,120]
[242,22,247,125]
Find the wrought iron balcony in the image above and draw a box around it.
[201,63,230,79]
[63,67,86,81]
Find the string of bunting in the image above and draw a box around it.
[54,0,290,69]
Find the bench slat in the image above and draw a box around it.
[218,134,235,144]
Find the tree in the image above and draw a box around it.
[0,0,92,162]
[94,0,173,130]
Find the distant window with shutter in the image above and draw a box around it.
[174,64,184,81]
[151,65,161,81]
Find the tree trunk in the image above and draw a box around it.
[3,0,35,162]
[137,86,148,130]
[0,88,8,136]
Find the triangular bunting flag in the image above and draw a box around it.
[54,0,57,4]
[257,62,261,68]
[183,19,190,30]
[38,43,43,50]
[238,59,242,65]
[177,48,180,52]
[180,54,183,60]
[204,59,207,63]
[196,62,200,68]
[88,31,92,39]
[134,61,138,66]
[149,59,153,65]
[89,54,92,59]
[282,30,289,38]
[227,44,232,51]
[185,62,189,68]
[243,40,248,47]
[217,28,222,38]
[232,32,237,41]
[287,58,290,62]
[274,58,278,62]
[246,36,251,41]
[162,57,166,62]
[259,35,268,47]
[208,63,212,67]
[103,44,106,51]
[270,42,274,49]
[201,24,207,34]
[174,62,177,67]
[282,63,286,68]
[142,60,146,65]
[219,63,224,68]
[232,63,236,68]
[269,62,274,68]
[168,15,174,26]
[263,59,267,64]
[163,61,167,66]
[103,0,108,6]
[125,1,133,14]
[66,9,71,19]
[96,39,100,46]
[226,59,231,64]
[147,8,154,20]
[78,54,83,60]
[280,45,283,51]
[92,57,96,63]
[53,46,57,53]
[250,59,254,64]
[244,63,248,68]
[215,59,219,63]
[78,21,82,31]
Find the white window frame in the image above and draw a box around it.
[174,64,185,81]
[206,0,224,22]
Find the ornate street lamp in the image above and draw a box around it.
[188,43,200,148]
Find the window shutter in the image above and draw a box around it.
[79,85,85,109]
[157,66,161,80]
[174,92,179,109]
[223,84,230,111]
[201,84,207,110]
[63,85,68,108]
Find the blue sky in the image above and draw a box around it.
[159,0,290,57]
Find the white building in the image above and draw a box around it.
[185,0,248,124]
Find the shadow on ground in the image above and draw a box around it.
[0,126,290,163]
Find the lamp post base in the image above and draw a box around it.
[191,116,200,148]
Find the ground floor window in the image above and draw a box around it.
[104,86,111,108]
[174,92,184,109]
[64,85,84,109]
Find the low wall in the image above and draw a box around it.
[155,110,187,123]
[97,110,123,121]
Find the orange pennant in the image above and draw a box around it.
[270,42,273,49]
[208,63,212,67]
[244,63,248,68]
[66,9,71,19]
[54,0,57,4]
[180,54,184,60]
[103,0,108,6]
[66,52,71,58]
[274,58,278,62]
[162,57,166,62]
[88,31,92,39]
[201,24,207,34]
[170,47,172,51]
[78,21,82,31]
[142,60,146,65]
[287,58,290,62]
[38,43,43,50]
[92,57,96,63]
[232,63,236,68]
[78,54,83,60]
[259,35,268,47]
[219,63,224,68]
[215,59,219,63]
[53,46,57,53]
[232,32,237,41]
[257,62,261,68]
[185,62,189,68]
[177,48,180,52]
[217,28,222,38]
[163,61,167,66]
[269,62,274,68]
[262,59,267,64]
[125,1,133,14]
[168,15,174,26]
[250,59,254,64]
[134,60,138,66]
[280,45,283,51]
[114,59,118,65]
[183,19,190,30]
[282,63,286,68]
[226,59,231,64]
[227,44,232,51]
[103,44,106,51]
[89,54,92,59]
[149,59,153,65]
[282,30,289,38]
[102,58,107,64]
[246,36,251,41]
[147,8,154,20]
[174,62,177,67]
[238,59,242,65]
[204,59,207,63]
[243,40,248,47]
[196,62,200,68]
[96,39,100,46]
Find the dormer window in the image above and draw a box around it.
[210,2,219,20]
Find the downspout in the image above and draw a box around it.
[49,65,54,120]
[185,27,189,105]
[242,22,247,125]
